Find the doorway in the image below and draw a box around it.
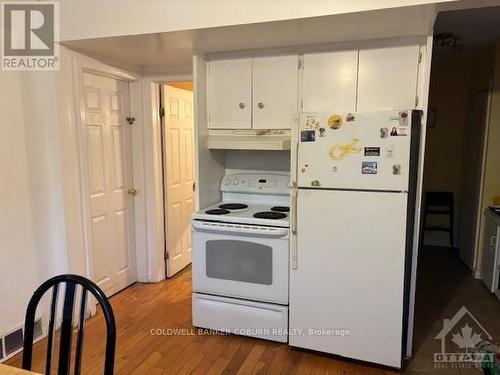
[408,6,500,373]
[82,72,137,297]
[160,82,196,277]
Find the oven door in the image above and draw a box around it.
[192,220,289,305]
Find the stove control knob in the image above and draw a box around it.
[223,178,230,185]
[232,178,239,185]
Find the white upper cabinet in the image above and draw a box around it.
[252,55,299,129]
[208,56,298,130]
[357,45,420,111]
[208,58,252,129]
[301,50,358,113]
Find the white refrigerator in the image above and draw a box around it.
[289,110,421,368]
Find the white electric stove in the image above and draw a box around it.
[192,173,290,343]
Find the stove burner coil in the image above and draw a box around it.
[270,206,290,213]
[218,203,249,210]
[253,211,287,220]
[205,208,230,215]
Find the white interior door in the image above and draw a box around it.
[459,90,490,269]
[252,55,298,129]
[207,58,252,129]
[162,85,195,277]
[83,72,137,297]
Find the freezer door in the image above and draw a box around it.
[289,189,407,368]
[297,110,413,191]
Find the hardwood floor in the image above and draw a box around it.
[6,267,399,374]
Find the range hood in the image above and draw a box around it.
[207,129,291,151]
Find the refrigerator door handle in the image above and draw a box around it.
[291,189,298,270]
[290,114,299,188]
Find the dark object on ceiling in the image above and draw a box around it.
[434,32,462,48]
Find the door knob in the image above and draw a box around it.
[238,102,245,109]
[258,102,264,109]
[128,188,137,196]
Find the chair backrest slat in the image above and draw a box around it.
[74,290,88,375]
[58,282,76,375]
[22,274,116,375]
[45,284,59,375]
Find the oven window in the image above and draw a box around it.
[206,240,273,285]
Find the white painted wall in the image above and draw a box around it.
[0,71,42,336]
[60,0,454,41]
[0,47,153,341]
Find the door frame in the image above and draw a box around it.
[473,80,494,275]
[160,83,196,277]
[140,74,194,280]
[72,57,143,307]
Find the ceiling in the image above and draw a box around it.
[435,5,500,45]
[62,1,500,76]
[62,4,437,75]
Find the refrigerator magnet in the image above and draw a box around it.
[328,114,343,129]
[305,116,320,129]
[393,164,402,175]
[386,145,395,158]
[311,180,321,187]
[399,111,409,126]
[301,130,315,142]
[362,161,378,174]
[390,127,407,136]
[364,147,380,156]
[328,138,362,160]
[346,113,355,122]
[319,128,326,137]
[380,128,389,138]
[332,166,338,173]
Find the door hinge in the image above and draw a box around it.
[126,116,135,125]
[415,95,419,107]
[159,107,165,118]
[418,51,423,63]
[193,182,196,191]
[165,251,169,260]
[298,56,304,69]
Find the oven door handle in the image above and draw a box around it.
[192,221,289,238]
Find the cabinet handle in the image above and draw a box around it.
[258,102,264,109]
[238,102,245,109]
[491,236,497,247]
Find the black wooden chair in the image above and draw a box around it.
[22,274,116,375]
[421,191,455,248]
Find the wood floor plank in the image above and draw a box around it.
[6,267,399,375]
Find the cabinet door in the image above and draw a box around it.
[301,50,358,113]
[207,58,252,129]
[357,44,420,111]
[253,55,298,129]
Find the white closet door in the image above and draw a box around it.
[301,50,358,113]
[162,85,196,277]
[207,58,252,129]
[357,44,420,111]
[253,55,298,129]
[83,72,137,297]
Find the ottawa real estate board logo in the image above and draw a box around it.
[434,306,499,370]
[2,1,59,70]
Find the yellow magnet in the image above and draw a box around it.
[328,114,343,129]
[311,180,321,187]
[328,138,362,160]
